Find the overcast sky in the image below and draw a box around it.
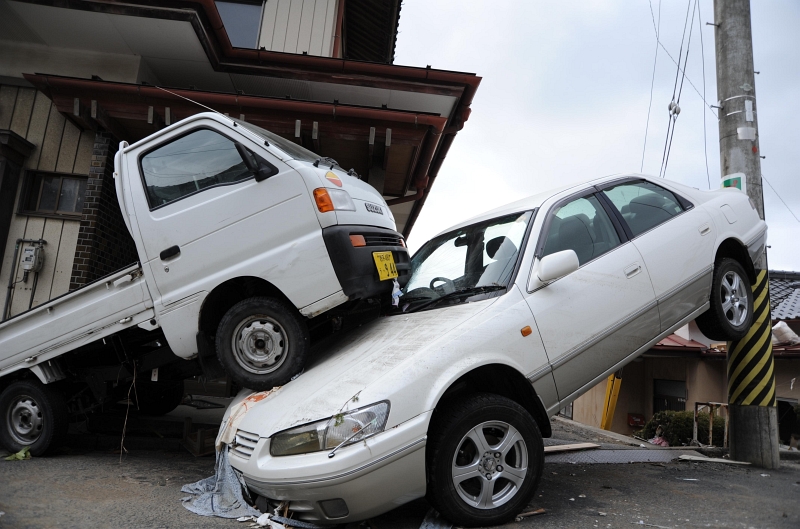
[395,1,800,271]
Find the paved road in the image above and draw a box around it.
[1,419,798,529]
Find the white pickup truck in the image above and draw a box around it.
[0,112,409,455]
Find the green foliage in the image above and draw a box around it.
[636,410,726,446]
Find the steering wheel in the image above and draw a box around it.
[430,276,456,294]
[404,286,438,299]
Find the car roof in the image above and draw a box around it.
[434,173,658,237]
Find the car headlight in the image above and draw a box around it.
[270,401,390,456]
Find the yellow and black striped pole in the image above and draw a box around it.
[726,270,779,468]
[727,270,776,407]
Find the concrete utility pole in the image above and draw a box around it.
[713,0,779,468]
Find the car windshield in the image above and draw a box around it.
[400,210,534,312]
[233,119,319,162]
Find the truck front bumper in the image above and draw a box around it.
[322,225,410,300]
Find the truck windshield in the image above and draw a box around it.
[234,119,319,162]
[400,210,534,312]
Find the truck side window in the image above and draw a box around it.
[140,129,254,208]
[601,181,684,237]
[541,194,621,266]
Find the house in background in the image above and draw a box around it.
[0,0,481,320]
[569,270,800,446]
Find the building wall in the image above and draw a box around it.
[0,85,93,318]
[259,0,339,57]
[776,359,800,403]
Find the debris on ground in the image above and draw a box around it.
[419,508,452,529]
[544,442,600,453]
[3,447,31,461]
[180,447,261,519]
[632,522,670,529]
[761,473,770,477]
[514,508,546,521]
[678,454,750,465]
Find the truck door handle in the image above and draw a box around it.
[160,245,180,260]
[624,263,641,278]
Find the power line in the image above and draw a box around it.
[641,0,662,172]
[762,174,800,224]
[697,0,711,189]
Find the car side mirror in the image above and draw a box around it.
[537,250,579,282]
[236,143,278,182]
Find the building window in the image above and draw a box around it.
[653,379,687,413]
[216,1,263,49]
[20,172,87,218]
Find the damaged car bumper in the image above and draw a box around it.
[229,411,431,523]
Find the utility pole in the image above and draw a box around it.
[713,0,779,468]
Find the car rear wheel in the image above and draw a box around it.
[216,297,309,391]
[0,379,68,456]
[696,258,754,341]
[426,393,543,527]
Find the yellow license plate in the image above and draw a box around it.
[372,251,398,281]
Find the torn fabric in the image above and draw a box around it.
[181,446,261,519]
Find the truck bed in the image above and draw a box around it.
[0,263,156,380]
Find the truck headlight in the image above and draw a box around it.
[314,188,356,212]
[270,401,390,456]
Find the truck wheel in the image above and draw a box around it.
[695,258,754,341]
[426,393,543,527]
[0,379,68,456]
[134,379,185,416]
[215,297,309,391]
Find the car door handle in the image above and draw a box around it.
[699,224,711,236]
[624,263,641,278]
[160,245,180,260]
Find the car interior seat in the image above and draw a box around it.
[477,236,519,286]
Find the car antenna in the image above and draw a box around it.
[154,85,232,122]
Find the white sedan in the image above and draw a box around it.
[223,174,766,526]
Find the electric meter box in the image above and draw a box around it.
[21,246,43,273]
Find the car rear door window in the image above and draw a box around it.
[140,128,254,209]
[602,181,684,237]
[541,194,621,266]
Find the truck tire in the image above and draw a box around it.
[0,379,68,456]
[134,379,185,416]
[426,393,543,527]
[695,258,754,341]
[215,297,309,391]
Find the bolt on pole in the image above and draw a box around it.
[713,0,779,468]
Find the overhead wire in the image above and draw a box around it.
[697,0,712,189]
[762,174,800,224]
[641,0,662,172]
[661,0,697,179]
[658,0,694,178]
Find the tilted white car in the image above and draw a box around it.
[222,174,766,526]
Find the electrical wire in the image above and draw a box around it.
[762,174,800,224]
[661,0,697,179]
[641,0,662,172]
[658,0,694,179]
[697,0,711,189]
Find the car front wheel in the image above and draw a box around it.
[696,258,754,341]
[215,297,309,391]
[426,393,544,527]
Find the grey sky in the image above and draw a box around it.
[395,1,800,271]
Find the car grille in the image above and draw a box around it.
[232,429,259,460]
[357,233,404,247]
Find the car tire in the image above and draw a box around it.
[215,297,309,391]
[134,379,185,416]
[0,379,68,456]
[426,393,544,527]
[696,258,754,341]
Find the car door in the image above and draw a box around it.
[524,190,660,402]
[598,179,716,332]
[125,121,338,312]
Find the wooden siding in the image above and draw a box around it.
[259,0,338,57]
[0,86,92,319]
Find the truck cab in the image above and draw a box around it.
[116,112,409,389]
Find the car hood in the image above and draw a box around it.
[233,300,496,438]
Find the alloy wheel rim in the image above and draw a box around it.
[6,395,43,445]
[451,420,528,510]
[232,315,288,374]
[721,270,748,328]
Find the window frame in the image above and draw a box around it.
[137,125,272,211]
[17,170,89,220]
[215,0,265,49]
[596,178,695,240]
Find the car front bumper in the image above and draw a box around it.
[322,225,410,300]
[229,411,431,524]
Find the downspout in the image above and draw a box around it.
[332,0,346,59]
